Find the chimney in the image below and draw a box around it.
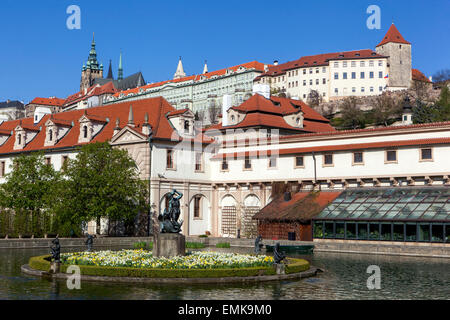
[273,60,279,66]
[113,118,121,136]
[142,113,152,135]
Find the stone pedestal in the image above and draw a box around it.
[153,233,185,258]
[274,263,285,275]
[50,262,60,274]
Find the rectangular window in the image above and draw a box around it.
[380,224,392,241]
[45,157,51,165]
[351,61,356,67]
[303,69,306,75]
[378,60,383,66]
[343,61,347,67]
[351,72,356,79]
[343,72,347,79]
[322,67,326,73]
[369,60,374,67]
[418,224,430,242]
[361,87,365,92]
[393,224,404,241]
[313,222,324,238]
[303,80,306,86]
[420,148,433,161]
[195,152,203,171]
[323,154,333,166]
[324,222,334,238]
[166,149,174,169]
[379,86,383,92]
[309,68,312,74]
[369,71,374,78]
[346,223,356,239]
[369,223,380,240]
[268,157,277,168]
[309,79,313,85]
[386,150,397,163]
[322,78,326,84]
[193,196,201,218]
[316,68,319,73]
[334,88,338,95]
[379,71,383,78]
[334,62,339,68]
[431,224,444,242]
[353,152,363,164]
[221,159,228,171]
[316,79,319,85]
[295,156,304,168]
[352,87,356,93]
[357,223,368,239]
[335,222,345,239]
[370,86,374,92]
[360,61,365,67]
[360,72,365,79]
[334,72,339,80]
[244,156,252,170]
[0,161,5,177]
[405,224,417,241]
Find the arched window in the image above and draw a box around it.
[83,125,88,138]
[49,129,53,141]
[184,120,190,133]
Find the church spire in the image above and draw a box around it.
[118,51,123,81]
[173,56,186,79]
[203,60,208,74]
[107,59,113,79]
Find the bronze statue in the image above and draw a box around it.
[50,236,61,263]
[158,189,184,233]
[85,234,94,252]
[254,235,264,254]
[273,243,286,264]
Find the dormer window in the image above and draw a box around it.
[18,134,21,145]
[83,125,88,138]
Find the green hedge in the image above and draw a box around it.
[29,255,310,278]
[185,242,205,249]
[215,242,230,248]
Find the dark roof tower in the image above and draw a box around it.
[107,59,114,79]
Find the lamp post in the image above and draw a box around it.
[148,129,153,237]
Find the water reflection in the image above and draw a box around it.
[0,245,448,300]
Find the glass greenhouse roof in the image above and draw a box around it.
[315,187,450,221]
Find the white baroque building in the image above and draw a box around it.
[0,92,448,237]
[103,60,269,114]
[254,24,415,102]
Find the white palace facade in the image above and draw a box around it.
[254,24,416,102]
[0,92,448,237]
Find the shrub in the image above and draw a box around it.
[216,242,230,248]
[198,234,208,238]
[132,241,153,250]
[185,242,205,249]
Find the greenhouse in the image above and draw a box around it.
[312,187,450,243]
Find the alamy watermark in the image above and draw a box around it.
[66,265,81,290]
[366,5,381,30]
[66,5,81,30]
[366,265,381,290]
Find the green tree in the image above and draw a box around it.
[372,94,403,126]
[56,142,148,236]
[0,152,61,237]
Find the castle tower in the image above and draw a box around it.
[80,33,104,92]
[106,59,114,79]
[173,56,186,79]
[375,23,412,89]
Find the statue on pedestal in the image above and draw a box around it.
[50,236,61,263]
[85,234,94,252]
[254,235,264,254]
[273,243,286,264]
[158,189,183,233]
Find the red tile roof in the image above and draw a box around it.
[253,191,341,221]
[167,108,191,117]
[256,50,386,78]
[0,97,183,154]
[64,82,117,106]
[114,61,268,98]
[412,69,432,83]
[208,94,334,133]
[29,97,66,107]
[376,23,410,47]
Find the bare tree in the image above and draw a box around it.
[307,89,322,108]
[432,69,450,83]
[208,100,221,125]
[372,94,403,126]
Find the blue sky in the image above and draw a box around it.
[0,0,449,103]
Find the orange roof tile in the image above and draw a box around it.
[412,69,432,83]
[29,97,66,107]
[376,23,410,47]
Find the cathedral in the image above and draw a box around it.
[80,34,146,93]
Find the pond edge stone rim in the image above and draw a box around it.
[21,264,319,284]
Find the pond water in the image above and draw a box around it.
[0,246,449,300]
